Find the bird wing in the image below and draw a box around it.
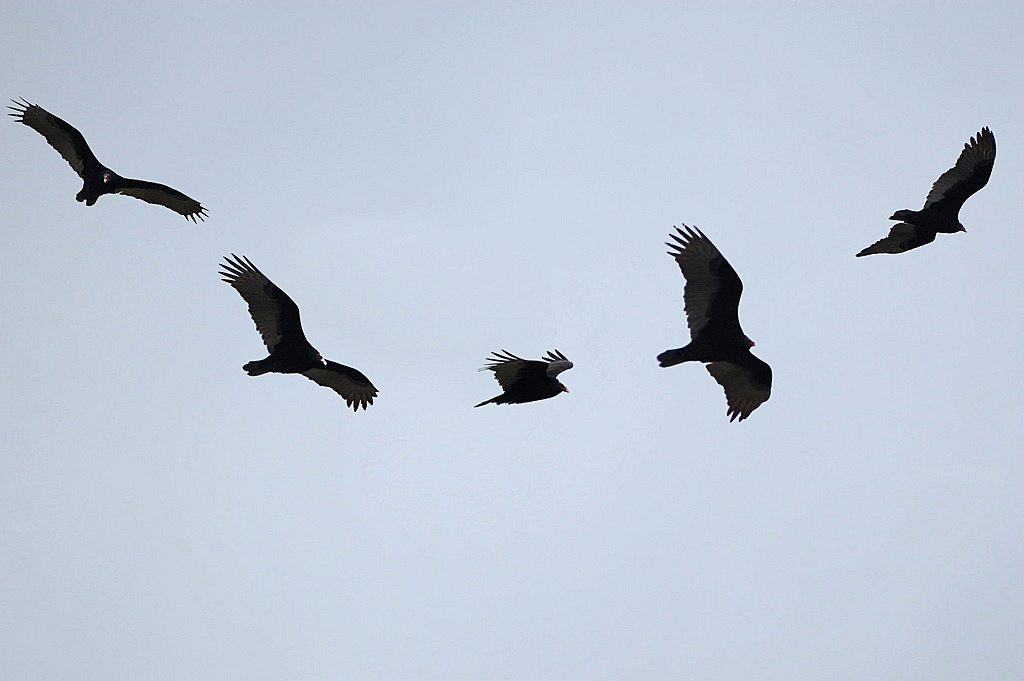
[542,349,573,378]
[8,98,100,179]
[302,361,378,411]
[219,254,310,353]
[705,355,772,422]
[116,178,207,222]
[480,350,548,390]
[923,127,996,210]
[667,225,744,339]
[855,223,935,257]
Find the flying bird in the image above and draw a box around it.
[475,350,573,407]
[220,255,377,411]
[8,98,207,222]
[657,225,771,422]
[857,127,995,256]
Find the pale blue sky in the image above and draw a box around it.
[3,2,1023,679]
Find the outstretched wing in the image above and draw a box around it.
[117,178,207,222]
[667,225,744,341]
[480,350,548,390]
[8,98,100,179]
[705,355,772,422]
[923,127,996,211]
[303,361,378,411]
[542,349,573,378]
[219,255,311,353]
[855,223,936,257]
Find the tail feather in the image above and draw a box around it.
[657,347,693,368]
[889,209,917,221]
[243,360,271,376]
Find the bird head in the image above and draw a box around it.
[745,336,756,348]
[560,383,570,394]
[102,172,112,183]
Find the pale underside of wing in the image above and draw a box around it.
[856,223,933,257]
[542,349,573,378]
[116,180,208,222]
[9,98,94,178]
[705,360,771,422]
[219,255,298,353]
[302,362,378,411]
[924,127,996,209]
[667,225,742,337]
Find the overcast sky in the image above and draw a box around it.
[3,2,1023,679]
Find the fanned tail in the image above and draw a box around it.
[889,209,917,221]
[243,360,271,376]
[657,347,693,368]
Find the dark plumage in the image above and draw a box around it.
[219,255,377,411]
[857,127,995,256]
[475,350,573,407]
[657,225,771,422]
[8,98,207,222]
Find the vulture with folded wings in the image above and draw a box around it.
[220,255,377,411]
[475,350,573,407]
[857,127,995,256]
[9,98,207,222]
[657,225,771,422]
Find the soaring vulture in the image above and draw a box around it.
[857,127,995,256]
[475,350,573,407]
[8,98,207,222]
[657,225,772,422]
[220,255,377,411]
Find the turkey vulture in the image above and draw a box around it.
[8,98,207,222]
[219,255,377,411]
[857,127,995,256]
[657,225,771,422]
[475,350,573,407]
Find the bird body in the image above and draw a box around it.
[888,207,966,235]
[857,127,995,256]
[475,350,572,407]
[9,98,208,222]
[220,255,377,411]
[658,225,771,422]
